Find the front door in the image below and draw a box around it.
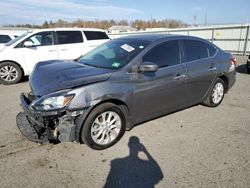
[133,40,187,121]
[21,31,58,73]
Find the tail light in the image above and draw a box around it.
[229,56,237,72]
[231,57,237,65]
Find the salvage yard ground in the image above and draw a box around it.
[0,56,249,188]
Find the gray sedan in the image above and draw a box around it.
[17,34,236,150]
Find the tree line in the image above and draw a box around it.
[5,19,187,30]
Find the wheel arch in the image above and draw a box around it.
[0,60,25,76]
[89,98,130,127]
[75,98,131,143]
[218,75,229,92]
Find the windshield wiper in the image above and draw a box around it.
[83,62,103,68]
[74,56,82,62]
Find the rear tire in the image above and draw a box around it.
[81,103,126,150]
[246,58,250,74]
[203,78,225,107]
[0,62,23,85]
[246,65,250,74]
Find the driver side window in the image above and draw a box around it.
[23,31,54,47]
[143,40,180,68]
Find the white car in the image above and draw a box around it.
[0,33,16,43]
[0,30,28,49]
[0,33,19,50]
[0,28,110,84]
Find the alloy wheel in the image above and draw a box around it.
[212,82,224,104]
[0,65,19,82]
[91,111,121,145]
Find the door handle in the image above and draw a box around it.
[48,50,56,52]
[60,49,68,51]
[173,74,186,80]
[209,67,217,71]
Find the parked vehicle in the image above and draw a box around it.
[16,34,236,150]
[246,54,250,73]
[0,33,17,44]
[0,29,30,49]
[0,33,20,50]
[0,28,109,84]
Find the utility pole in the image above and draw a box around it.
[193,15,197,26]
[205,12,207,26]
[150,14,153,30]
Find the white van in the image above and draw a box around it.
[0,28,110,84]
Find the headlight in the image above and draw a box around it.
[31,93,74,111]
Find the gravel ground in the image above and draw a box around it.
[0,55,249,188]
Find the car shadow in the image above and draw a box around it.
[103,136,164,188]
[21,76,29,83]
[236,64,248,74]
[0,76,29,85]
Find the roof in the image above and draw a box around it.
[115,34,206,42]
[25,27,107,33]
[116,34,172,42]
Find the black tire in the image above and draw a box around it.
[81,103,126,150]
[247,57,250,74]
[203,78,225,107]
[246,65,250,74]
[0,62,23,85]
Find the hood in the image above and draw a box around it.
[29,60,114,96]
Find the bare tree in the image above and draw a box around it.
[5,18,187,30]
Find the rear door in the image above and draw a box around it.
[182,39,217,105]
[134,40,187,120]
[82,31,110,54]
[56,30,84,60]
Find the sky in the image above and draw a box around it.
[0,0,249,26]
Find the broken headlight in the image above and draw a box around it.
[31,92,74,111]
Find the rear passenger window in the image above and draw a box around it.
[0,35,11,43]
[184,40,216,62]
[84,31,109,40]
[207,44,216,57]
[57,31,83,44]
[143,40,180,68]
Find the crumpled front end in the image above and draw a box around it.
[16,92,85,144]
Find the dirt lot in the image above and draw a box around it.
[0,56,249,188]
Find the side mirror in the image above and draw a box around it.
[138,61,158,72]
[23,41,33,47]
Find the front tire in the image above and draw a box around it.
[0,62,23,85]
[81,103,126,150]
[203,78,225,107]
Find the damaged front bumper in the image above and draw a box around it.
[16,93,87,144]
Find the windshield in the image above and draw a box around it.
[5,32,29,46]
[79,39,150,69]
